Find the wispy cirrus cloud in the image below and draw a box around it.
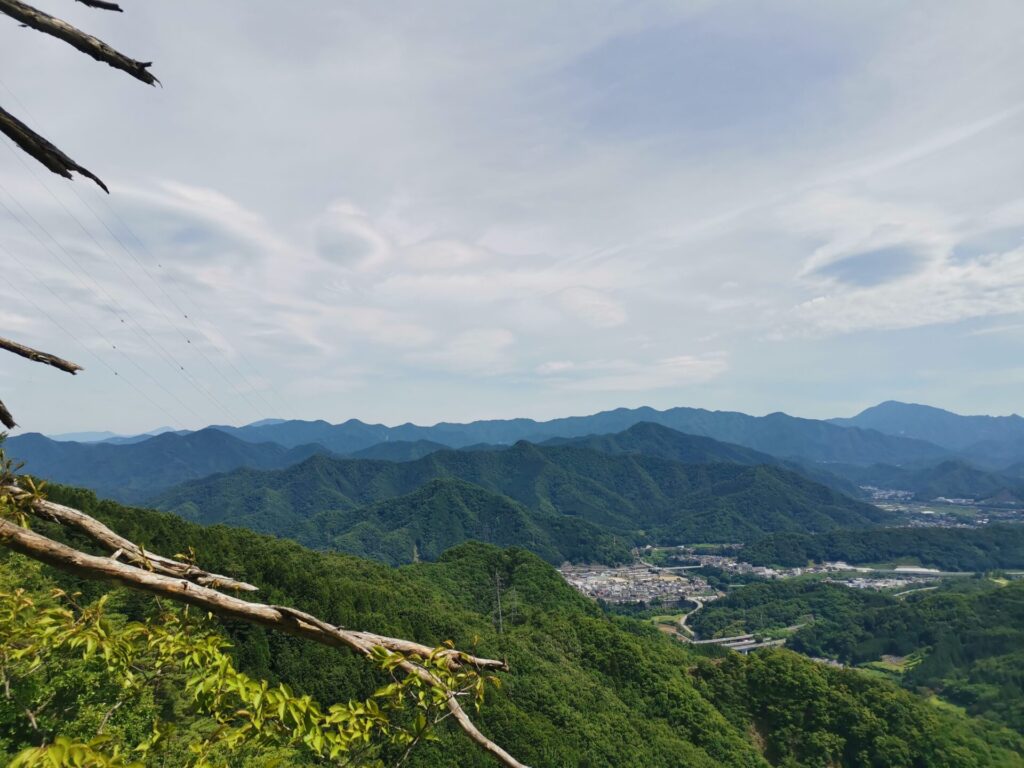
[2,1,1024,430]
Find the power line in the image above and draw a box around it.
[0,75,294,421]
[1,139,266,420]
[71,185,288,419]
[0,173,240,422]
[83,187,297,421]
[0,244,194,430]
[0,193,211,424]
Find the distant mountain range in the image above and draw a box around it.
[831,401,1024,465]
[197,405,949,466]
[10,401,1024,506]
[5,428,328,503]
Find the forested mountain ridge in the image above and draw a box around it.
[6,483,1022,768]
[3,428,330,503]
[348,439,451,462]
[540,421,780,465]
[742,524,1024,571]
[832,401,1024,451]
[153,442,889,563]
[831,401,1024,466]
[198,405,951,465]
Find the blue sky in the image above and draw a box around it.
[1,0,1023,434]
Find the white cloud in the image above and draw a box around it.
[790,246,1024,335]
[2,1,1024,430]
[539,354,728,392]
[557,287,627,328]
[410,328,517,375]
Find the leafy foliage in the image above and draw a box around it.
[2,483,1021,766]
[0,467,496,768]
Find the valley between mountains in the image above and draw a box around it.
[6,401,1024,766]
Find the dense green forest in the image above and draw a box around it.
[150,443,886,563]
[742,524,1024,570]
[688,580,892,639]
[690,578,1024,734]
[792,579,1024,733]
[3,484,1022,766]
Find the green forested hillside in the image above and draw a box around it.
[542,421,780,465]
[151,443,888,563]
[300,477,633,565]
[693,578,1024,733]
[689,580,892,639]
[6,484,1023,768]
[743,525,1024,570]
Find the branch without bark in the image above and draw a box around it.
[0,337,82,375]
[0,495,528,767]
[5,486,255,591]
[0,0,157,85]
[75,0,123,11]
[0,399,14,429]
[0,105,107,191]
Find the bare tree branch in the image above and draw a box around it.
[1,486,511,674]
[0,399,15,429]
[0,337,82,375]
[75,0,123,11]
[0,0,157,85]
[0,105,108,191]
[0,508,529,767]
[5,486,256,591]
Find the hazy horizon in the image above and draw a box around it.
[30,398,1024,440]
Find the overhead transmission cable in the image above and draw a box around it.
[0,171,240,422]
[1,140,266,420]
[0,242,193,429]
[0,76,295,422]
[70,184,289,420]
[0,188,217,423]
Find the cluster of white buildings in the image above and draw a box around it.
[559,563,717,604]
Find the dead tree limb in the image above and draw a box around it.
[0,499,507,671]
[0,337,83,431]
[0,105,108,191]
[0,399,14,429]
[4,485,256,591]
[75,0,123,11]
[0,337,83,375]
[0,0,157,85]
[0,509,528,767]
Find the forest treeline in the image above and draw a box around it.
[742,524,1024,570]
[2,483,1022,767]
[691,578,1024,733]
